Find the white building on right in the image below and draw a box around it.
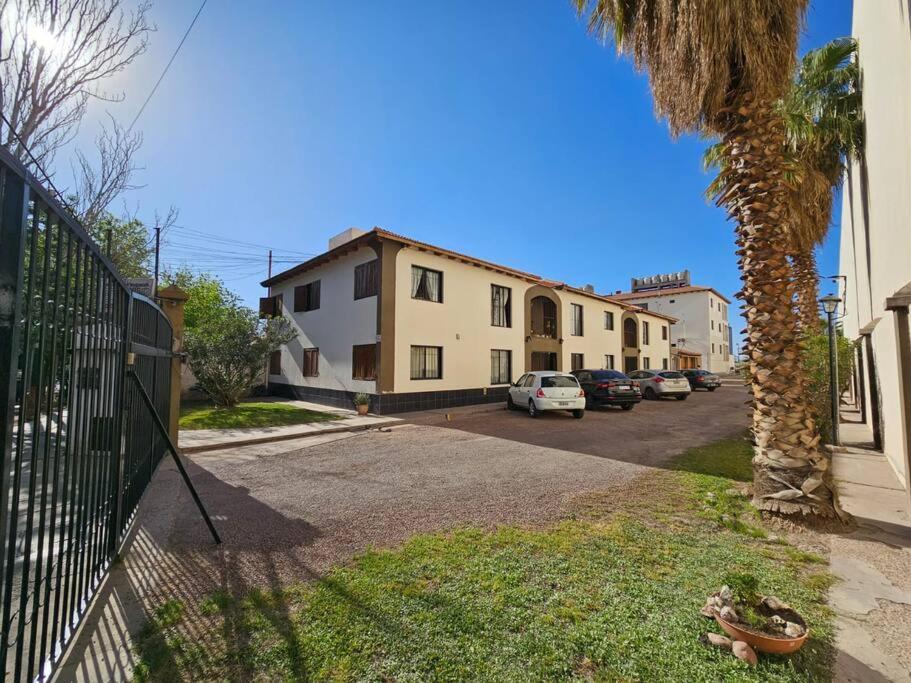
[837,0,911,494]
[612,271,734,374]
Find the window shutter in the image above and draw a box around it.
[259,296,275,318]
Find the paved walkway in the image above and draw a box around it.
[178,400,399,453]
[830,406,911,682]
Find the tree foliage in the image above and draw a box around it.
[802,331,854,444]
[160,268,240,334]
[86,212,152,277]
[184,308,295,408]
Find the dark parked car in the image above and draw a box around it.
[571,369,641,410]
[682,369,721,391]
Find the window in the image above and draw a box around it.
[661,325,668,340]
[269,350,281,375]
[542,375,579,388]
[491,285,512,327]
[709,298,713,308]
[642,321,650,345]
[570,303,583,336]
[669,299,676,304]
[259,294,283,318]
[639,302,649,310]
[718,302,722,312]
[711,320,715,330]
[411,266,443,302]
[571,353,584,371]
[352,344,377,380]
[411,345,442,379]
[662,358,668,370]
[643,356,651,369]
[294,281,320,312]
[490,349,511,384]
[604,311,614,330]
[531,297,557,338]
[712,343,716,354]
[302,348,319,377]
[604,354,615,370]
[354,260,379,299]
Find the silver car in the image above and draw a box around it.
[628,369,691,401]
[507,371,586,418]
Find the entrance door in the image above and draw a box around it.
[624,356,638,374]
[531,351,557,371]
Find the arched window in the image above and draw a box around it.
[623,317,638,348]
[530,296,557,338]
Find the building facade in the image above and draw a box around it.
[837,0,911,493]
[610,280,733,374]
[261,228,675,413]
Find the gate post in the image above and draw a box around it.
[157,285,189,444]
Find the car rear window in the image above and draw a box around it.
[593,370,628,380]
[659,372,685,379]
[541,376,580,388]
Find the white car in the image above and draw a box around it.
[627,369,692,400]
[506,371,586,418]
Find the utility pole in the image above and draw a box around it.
[153,226,161,294]
[268,249,273,279]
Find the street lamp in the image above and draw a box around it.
[819,294,842,445]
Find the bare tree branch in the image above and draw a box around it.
[0,0,152,168]
[71,113,142,228]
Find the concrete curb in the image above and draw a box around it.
[180,420,395,454]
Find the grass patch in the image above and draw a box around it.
[178,401,338,431]
[134,436,836,681]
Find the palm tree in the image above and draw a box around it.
[782,38,862,332]
[575,0,839,517]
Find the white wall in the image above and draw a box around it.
[622,290,732,373]
[269,246,379,394]
[838,0,911,483]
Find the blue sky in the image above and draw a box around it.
[67,0,852,349]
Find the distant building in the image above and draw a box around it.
[260,228,675,413]
[611,278,733,374]
[838,0,911,493]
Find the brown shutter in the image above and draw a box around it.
[269,350,281,375]
[294,286,306,312]
[259,296,275,318]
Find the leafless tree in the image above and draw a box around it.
[0,0,152,168]
[71,113,142,227]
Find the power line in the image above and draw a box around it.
[127,0,208,133]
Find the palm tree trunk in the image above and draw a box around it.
[792,247,822,333]
[718,93,838,518]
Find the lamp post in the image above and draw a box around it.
[819,294,842,446]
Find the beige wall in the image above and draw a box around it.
[392,246,672,392]
[838,0,911,484]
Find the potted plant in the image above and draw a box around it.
[352,393,370,415]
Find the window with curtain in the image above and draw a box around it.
[571,353,584,370]
[491,285,511,327]
[411,346,442,379]
[354,260,379,299]
[490,349,511,384]
[642,320,650,345]
[411,266,443,302]
[570,304,583,336]
[604,311,614,330]
[604,354,615,370]
[302,348,319,377]
[294,281,320,312]
[352,344,377,380]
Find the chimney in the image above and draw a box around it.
[328,227,367,251]
[583,284,595,293]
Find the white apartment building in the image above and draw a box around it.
[611,274,733,374]
[838,0,911,494]
[260,228,675,413]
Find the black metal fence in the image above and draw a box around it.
[0,146,173,682]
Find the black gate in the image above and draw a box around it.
[0,146,173,682]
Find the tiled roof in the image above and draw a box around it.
[611,285,732,305]
[262,227,677,322]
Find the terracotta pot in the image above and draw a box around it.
[355,403,369,415]
[714,614,809,655]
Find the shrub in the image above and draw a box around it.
[184,308,295,407]
[802,331,854,443]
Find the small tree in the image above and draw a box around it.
[160,268,239,333]
[184,308,295,407]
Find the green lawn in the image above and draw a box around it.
[178,401,338,431]
[134,437,835,682]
